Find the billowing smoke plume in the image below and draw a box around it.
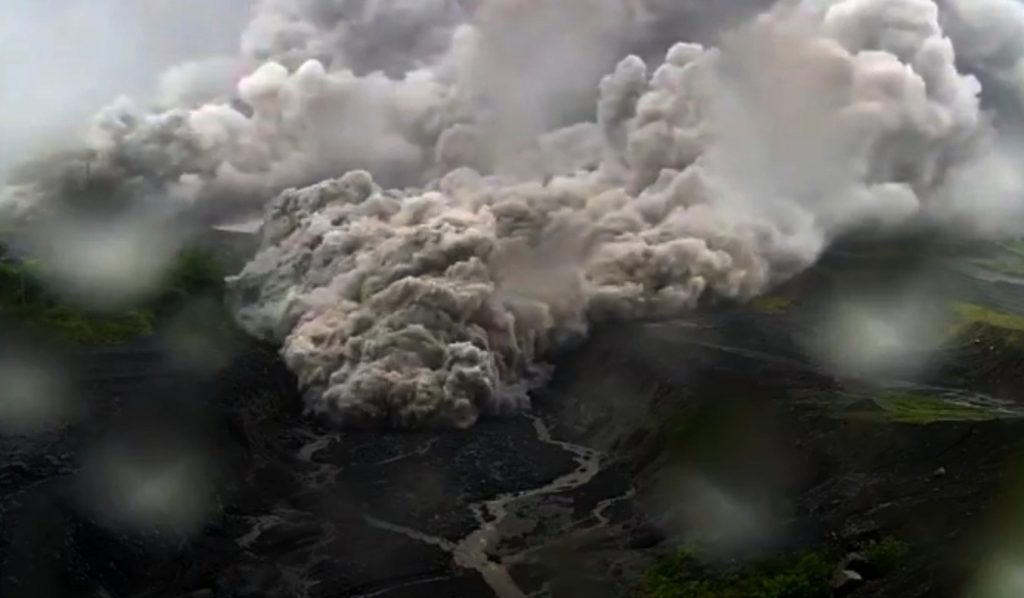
[0,0,250,182]
[6,0,1024,427]
[227,0,1024,427]
[1,0,779,219]
[7,0,1016,221]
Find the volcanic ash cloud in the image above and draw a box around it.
[226,0,1024,428]
[4,0,1024,428]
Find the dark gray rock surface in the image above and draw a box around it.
[4,239,1024,597]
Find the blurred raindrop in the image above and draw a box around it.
[803,286,949,381]
[0,353,75,435]
[972,559,1024,598]
[161,298,237,376]
[78,440,214,537]
[20,211,183,310]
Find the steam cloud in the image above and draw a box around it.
[5,0,1024,427]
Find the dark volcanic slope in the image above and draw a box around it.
[0,327,633,598]
[4,240,1024,598]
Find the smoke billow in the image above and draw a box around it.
[0,0,250,182]
[6,0,1024,427]
[0,0,764,219]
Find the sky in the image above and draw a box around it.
[0,0,251,174]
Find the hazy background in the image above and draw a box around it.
[0,0,252,176]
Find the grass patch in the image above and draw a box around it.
[794,389,1004,424]
[0,248,227,345]
[967,241,1024,276]
[0,259,153,345]
[942,303,1024,389]
[862,537,910,575]
[636,549,834,598]
[978,255,1024,277]
[868,392,995,424]
[27,305,154,345]
[951,303,1024,334]
[998,240,1024,255]
[157,247,226,305]
[946,303,1024,357]
[749,295,794,314]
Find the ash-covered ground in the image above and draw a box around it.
[3,235,1024,598]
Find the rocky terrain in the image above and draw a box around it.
[2,237,1024,597]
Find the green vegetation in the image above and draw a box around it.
[0,248,227,345]
[862,537,910,575]
[966,241,1024,276]
[636,549,834,598]
[998,240,1024,254]
[951,303,1024,335]
[157,247,227,307]
[793,388,1010,424]
[940,302,1024,391]
[979,255,1024,277]
[0,259,154,344]
[637,539,910,598]
[868,392,995,424]
[945,302,1024,361]
[31,306,154,345]
[750,295,794,314]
